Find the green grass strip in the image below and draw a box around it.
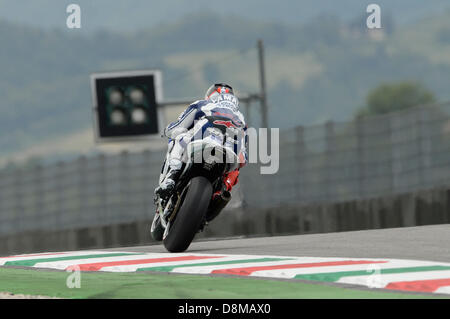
[137,257,292,272]
[4,253,139,267]
[295,265,450,282]
[0,267,446,299]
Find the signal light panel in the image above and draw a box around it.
[90,70,163,141]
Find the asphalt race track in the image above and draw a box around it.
[104,225,450,263]
[1,224,450,297]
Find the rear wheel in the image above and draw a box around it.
[163,176,212,252]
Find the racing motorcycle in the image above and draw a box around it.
[151,115,244,252]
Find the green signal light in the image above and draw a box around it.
[108,87,124,106]
[129,87,145,105]
[131,106,147,124]
[110,107,127,125]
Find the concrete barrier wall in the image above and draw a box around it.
[1,186,448,256]
[2,104,450,240]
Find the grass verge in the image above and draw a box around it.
[0,267,445,299]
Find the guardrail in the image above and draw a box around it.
[0,103,449,240]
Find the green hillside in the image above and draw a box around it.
[2,10,450,163]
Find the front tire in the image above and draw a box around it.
[163,176,212,252]
[150,213,164,241]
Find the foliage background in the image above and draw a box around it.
[1,1,450,165]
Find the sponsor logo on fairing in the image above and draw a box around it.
[213,119,237,128]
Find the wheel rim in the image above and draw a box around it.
[162,220,171,240]
[150,213,161,233]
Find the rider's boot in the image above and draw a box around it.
[207,169,240,224]
[155,159,182,200]
[212,169,239,200]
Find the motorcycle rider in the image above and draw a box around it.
[155,83,248,201]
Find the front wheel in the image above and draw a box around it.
[163,176,212,252]
[150,213,164,241]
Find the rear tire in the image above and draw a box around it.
[163,176,212,252]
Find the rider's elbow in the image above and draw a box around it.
[165,127,188,139]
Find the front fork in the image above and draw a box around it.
[154,179,191,230]
[154,197,170,230]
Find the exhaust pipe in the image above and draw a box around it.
[219,190,231,201]
[206,190,232,222]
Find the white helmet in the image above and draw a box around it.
[205,83,239,112]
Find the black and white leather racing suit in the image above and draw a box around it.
[155,93,248,198]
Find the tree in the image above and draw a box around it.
[355,81,436,118]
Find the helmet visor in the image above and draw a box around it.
[205,83,234,99]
